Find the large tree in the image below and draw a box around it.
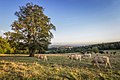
[5,3,56,57]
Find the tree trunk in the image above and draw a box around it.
[29,53,34,57]
[29,49,35,57]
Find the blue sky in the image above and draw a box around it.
[0,0,120,44]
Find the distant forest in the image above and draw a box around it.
[88,42,120,50]
[48,41,120,53]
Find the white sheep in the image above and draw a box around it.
[68,54,82,61]
[38,54,47,61]
[91,55,112,68]
[83,53,92,58]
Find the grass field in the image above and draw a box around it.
[0,53,120,80]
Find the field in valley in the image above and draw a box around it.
[0,53,120,80]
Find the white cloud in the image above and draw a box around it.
[0,29,6,37]
[0,30,5,33]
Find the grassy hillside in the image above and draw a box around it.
[0,53,120,80]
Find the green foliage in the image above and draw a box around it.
[0,37,14,54]
[4,3,55,56]
[48,42,120,54]
[90,42,120,50]
[92,47,99,53]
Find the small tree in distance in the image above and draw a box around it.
[92,47,99,53]
[5,3,56,57]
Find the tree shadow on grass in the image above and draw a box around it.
[0,56,36,63]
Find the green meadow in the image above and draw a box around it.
[0,53,120,80]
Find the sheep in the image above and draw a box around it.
[68,54,82,61]
[91,55,112,68]
[83,53,92,58]
[38,54,47,61]
[67,54,75,60]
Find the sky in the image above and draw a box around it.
[0,0,120,45]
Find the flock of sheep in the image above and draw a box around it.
[37,53,112,69]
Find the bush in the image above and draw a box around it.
[92,47,99,53]
[0,37,14,54]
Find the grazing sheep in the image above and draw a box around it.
[67,54,75,60]
[68,54,82,61]
[38,54,47,61]
[83,53,92,58]
[91,55,112,68]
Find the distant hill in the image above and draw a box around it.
[89,41,120,50]
[49,42,93,48]
[48,41,120,54]
[49,44,87,48]
[49,41,120,49]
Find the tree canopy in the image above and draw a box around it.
[5,3,56,56]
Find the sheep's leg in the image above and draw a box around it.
[71,57,73,60]
[96,61,100,68]
[79,57,81,62]
[93,63,95,66]
[80,58,81,62]
[43,58,45,61]
[105,62,108,68]
[44,58,47,61]
[108,62,112,68]
[45,57,47,61]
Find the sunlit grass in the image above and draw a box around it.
[0,53,120,79]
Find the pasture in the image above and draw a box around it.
[0,53,120,80]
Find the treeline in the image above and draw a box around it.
[48,42,120,54]
[0,35,120,54]
[90,42,120,50]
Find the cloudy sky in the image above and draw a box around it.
[0,0,120,44]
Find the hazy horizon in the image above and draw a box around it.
[51,40,120,45]
[0,0,120,44]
